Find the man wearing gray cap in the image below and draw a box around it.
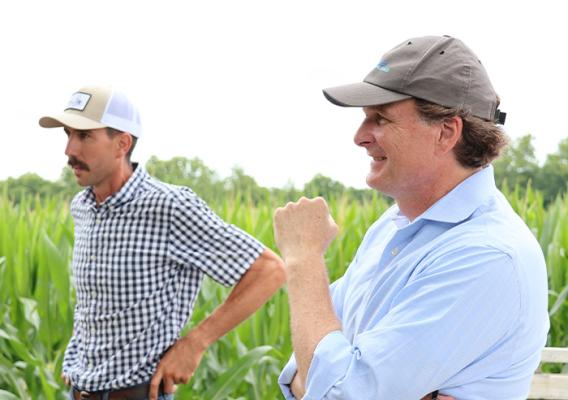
[39,87,285,400]
[273,36,549,399]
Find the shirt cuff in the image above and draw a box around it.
[303,330,355,400]
[278,354,298,399]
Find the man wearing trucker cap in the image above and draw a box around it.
[273,35,549,399]
[39,86,285,399]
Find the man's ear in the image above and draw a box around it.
[116,132,133,159]
[436,116,463,156]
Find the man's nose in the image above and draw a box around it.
[354,121,373,148]
[64,135,79,157]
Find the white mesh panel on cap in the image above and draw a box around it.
[100,90,142,137]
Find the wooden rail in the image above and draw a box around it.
[528,347,568,400]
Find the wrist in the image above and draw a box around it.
[284,252,325,270]
[285,254,330,285]
[184,327,212,350]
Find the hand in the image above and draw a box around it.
[290,372,305,399]
[149,333,207,400]
[273,197,338,265]
[61,373,70,387]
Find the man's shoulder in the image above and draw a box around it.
[138,175,206,210]
[463,195,541,256]
[425,200,545,276]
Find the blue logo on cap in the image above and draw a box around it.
[377,60,390,72]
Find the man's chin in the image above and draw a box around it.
[366,173,383,191]
[74,176,91,187]
[72,169,90,186]
[366,174,394,196]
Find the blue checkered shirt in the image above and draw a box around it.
[63,164,264,390]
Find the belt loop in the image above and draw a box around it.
[102,393,109,400]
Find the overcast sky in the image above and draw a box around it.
[1,1,566,189]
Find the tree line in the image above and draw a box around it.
[2,134,567,205]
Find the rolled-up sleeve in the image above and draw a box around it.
[304,331,358,399]
[278,354,298,399]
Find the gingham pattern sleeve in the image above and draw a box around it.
[168,189,265,286]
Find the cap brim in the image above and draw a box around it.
[323,82,412,107]
[39,113,107,130]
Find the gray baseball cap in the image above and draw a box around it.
[323,35,505,124]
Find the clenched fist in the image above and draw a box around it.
[273,197,339,265]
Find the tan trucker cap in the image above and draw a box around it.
[39,86,142,137]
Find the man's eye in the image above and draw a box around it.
[79,132,89,139]
[375,115,388,125]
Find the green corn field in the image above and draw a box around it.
[0,189,566,399]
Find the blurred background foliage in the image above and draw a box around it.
[2,134,567,206]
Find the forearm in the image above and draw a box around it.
[189,249,286,347]
[287,254,342,385]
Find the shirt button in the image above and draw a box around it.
[391,247,399,256]
[90,255,96,261]
[95,217,101,224]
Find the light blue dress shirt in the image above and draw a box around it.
[279,165,549,399]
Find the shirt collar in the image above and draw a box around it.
[418,165,496,224]
[80,163,148,210]
[391,210,411,229]
[391,165,496,226]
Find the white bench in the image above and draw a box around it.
[528,347,568,400]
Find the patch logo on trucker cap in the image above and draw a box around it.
[65,92,91,111]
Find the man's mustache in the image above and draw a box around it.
[68,156,90,171]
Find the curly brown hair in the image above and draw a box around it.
[414,99,509,168]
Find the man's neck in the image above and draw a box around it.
[396,166,482,222]
[93,162,134,205]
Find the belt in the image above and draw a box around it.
[72,382,164,400]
